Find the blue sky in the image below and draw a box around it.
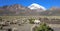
[0,0,60,9]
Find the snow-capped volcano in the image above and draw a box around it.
[28,3,46,11]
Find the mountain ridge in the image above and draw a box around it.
[0,4,60,16]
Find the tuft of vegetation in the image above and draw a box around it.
[0,17,3,21]
[33,23,54,31]
[28,18,35,24]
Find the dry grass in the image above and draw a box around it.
[0,16,60,21]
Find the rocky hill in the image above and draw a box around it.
[40,7,60,16]
[0,4,32,16]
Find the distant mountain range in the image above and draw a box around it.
[0,3,60,16]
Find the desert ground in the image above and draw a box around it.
[0,16,60,31]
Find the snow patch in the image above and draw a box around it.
[28,3,46,10]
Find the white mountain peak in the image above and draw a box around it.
[28,3,46,10]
